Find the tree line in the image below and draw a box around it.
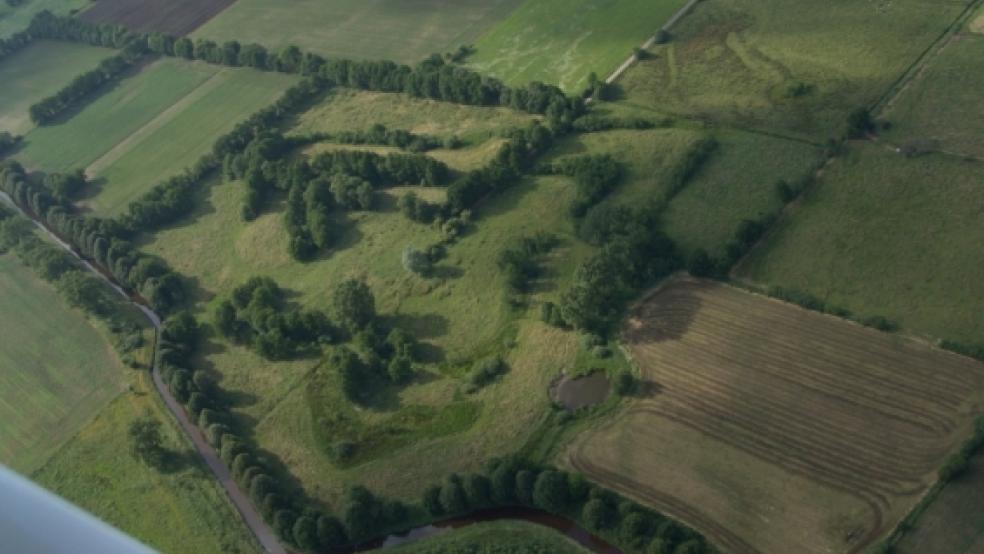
[542,153,624,217]
[0,161,185,314]
[0,132,20,157]
[296,123,446,153]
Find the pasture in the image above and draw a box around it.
[468,0,687,92]
[880,32,984,159]
[33,370,263,554]
[86,67,296,215]
[16,58,218,174]
[738,143,984,346]
[390,520,589,553]
[894,453,984,554]
[0,255,125,473]
[0,40,112,135]
[0,0,87,38]
[661,129,821,257]
[614,0,967,139]
[288,88,536,145]
[80,0,236,36]
[567,278,984,554]
[192,0,525,64]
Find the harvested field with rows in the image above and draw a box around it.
[567,278,984,554]
[79,0,236,36]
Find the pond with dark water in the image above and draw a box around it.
[550,371,611,411]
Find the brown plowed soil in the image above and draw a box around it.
[80,0,237,36]
[567,277,984,554]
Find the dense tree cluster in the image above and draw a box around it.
[558,203,681,334]
[497,232,558,294]
[544,154,623,217]
[0,161,185,314]
[571,114,664,133]
[422,458,716,554]
[214,277,332,360]
[128,417,167,469]
[300,124,443,153]
[0,132,20,157]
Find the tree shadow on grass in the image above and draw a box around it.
[383,312,450,341]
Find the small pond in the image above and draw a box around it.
[550,371,611,411]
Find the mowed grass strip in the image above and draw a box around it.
[662,129,821,257]
[738,143,984,345]
[289,88,536,145]
[468,0,687,92]
[79,0,236,36]
[86,67,296,215]
[0,255,124,473]
[0,40,113,135]
[568,278,984,554]
[0,0,88,38]
[33,371,263,554]
[615,0,966,139]
[881,32,984,159]
[192,0,525,64]
[16,58,219,173]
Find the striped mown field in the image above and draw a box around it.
[568,278,984,554]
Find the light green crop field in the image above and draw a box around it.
[739,143,984,345]
[0,255,124,473]
[662,129,821,257]
[85,67,296,215]
[16,58,219,173]
[615,0,966,139]
[545,127,708,205]
[389,520,590,553]
[289,88,536,145]
[881,33,984,159]
[468,0,687,93]
[0,40,112,135]
[192,0,525,64]
[0,0,88,38]
[33,370,263,554]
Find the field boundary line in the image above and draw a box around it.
[85,66,228,178]
[597,0,702,89]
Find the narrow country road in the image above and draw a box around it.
[0,191,286,554]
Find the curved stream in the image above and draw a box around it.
[1,191,618,554]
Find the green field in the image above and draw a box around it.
[86,67,296,214]
[193,0,524,64]
[0,40,112,135]
[738,142,984,345]
[662,129,821,257]
[33,370,263,554]
[16,58,219,174]
[895,453,984,554]
[614,0,966,139]
[0,254,125,472]
[0,0,88,38]
[881,32,984,159]
[390,521,589,553]
[468,0,687,92]
[289,88,536,145]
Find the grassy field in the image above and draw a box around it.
[79,0,236,36]
[468,0,686,93]
[16,58,219,174]
[661,129,821,257]
[389,520,589,553]
[881,31,984,159]
[0,40,112,135]
[895,453,984,554]
[0,255,125,473]
[289,88,536,145]
[33,369,263,554]
[0,0,88,38]
[192,0,525,64]
[738,143,984,346]
[567,278,984,554]
[614,0,966,139]
[85,67,296,215]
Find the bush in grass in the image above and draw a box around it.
[466,356,509,392]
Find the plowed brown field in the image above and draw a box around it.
[567,278,984,554]
[80,0,235,36]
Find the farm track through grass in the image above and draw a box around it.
[193,0,525,64]
[568,278,984,554]
[0,40,113,135]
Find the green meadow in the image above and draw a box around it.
[390,520,590,553]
